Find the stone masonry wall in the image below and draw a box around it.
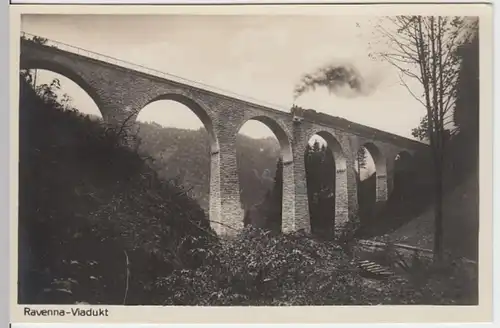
[20,40,423,239]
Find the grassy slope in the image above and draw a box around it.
[373,172,479,260]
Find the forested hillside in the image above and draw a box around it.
[134,122,280,212]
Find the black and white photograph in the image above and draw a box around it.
[12,3,491,316]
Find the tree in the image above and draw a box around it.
[411,115,429,141]
[305,142,322,233]
[267,158,284,232]
[454,31,479,135]
[453,28,479,171]
[371,16,477,260]
[251,157,283,232]
[305,141,336,238]
[355,147,368,180]
[60,93,74,111]
[355,146,372,221]
[36,78,61,106]
[20,69,33,86]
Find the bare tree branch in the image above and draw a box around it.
[371,15,473,261]
[398,73,427,108]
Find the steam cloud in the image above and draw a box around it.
[293,62,379,100]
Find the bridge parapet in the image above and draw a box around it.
[21,32,291,113]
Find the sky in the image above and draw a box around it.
[21,14,427,141]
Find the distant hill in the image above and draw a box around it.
[135,122,281,212]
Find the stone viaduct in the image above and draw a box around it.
[19,33,428,237]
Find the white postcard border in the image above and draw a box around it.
[8,2,495,324]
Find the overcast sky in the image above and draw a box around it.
[21,14,426,140]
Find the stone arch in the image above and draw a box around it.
[361,142,388,203]
[305,131,348,237]
[142,93,219,154]
[19,58,105,118]
[236,115,293,232]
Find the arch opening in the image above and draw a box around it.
[305,131,348,238]
[237,117,292,232]
[19,66,103,120]
[142,94,219,154]
[136,98,217,217]
[361,143,384,175]
[19,60,104,120]
[355,142,386,222]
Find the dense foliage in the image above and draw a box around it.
[154,226,477,306]
[159,226,478,305]
[305,142,336,237]
[18,76,215,304]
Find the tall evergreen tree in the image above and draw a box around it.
[355,147,368,181]
[451,28,479,177]
[355,147,373,221]
[267,157,284,232]
[255,157,283,232]
[305,141,335,238]
[454,32,479,136]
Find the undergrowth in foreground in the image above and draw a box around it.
[155,226,478,306]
